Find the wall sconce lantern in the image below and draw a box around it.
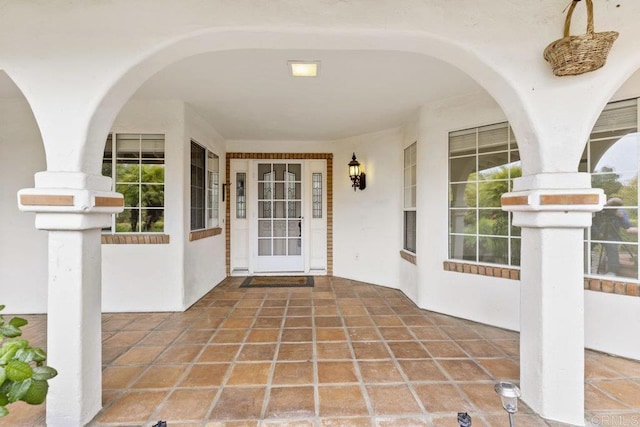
[348,153,366,191]
[495,381,521,427]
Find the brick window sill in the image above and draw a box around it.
[189,227,222,241]
[444,260,640,298]
[102,234,170,244]
[400,250,417,265]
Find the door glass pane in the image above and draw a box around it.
[274,201,286,218]
[274,164,286,181]
[258,164,272,178]
[273,221,286,237]
[275,182,285,199]
[288,164,302,180]
[288,220,301,237]
[273,239,286,255]
[258,239,271,256]
[236,173,246,219]
[258,220,271,237]
[312,173,322,218]
[289,239,302,256]
[259,201,272,218]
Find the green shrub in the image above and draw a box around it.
[0,305,56,417]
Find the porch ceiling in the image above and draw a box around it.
[131,49,482,140]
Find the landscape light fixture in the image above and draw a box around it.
[348,153,366,191]
[288,61,320,77]
[495,381,521,427]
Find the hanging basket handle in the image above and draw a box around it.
[564,0,595,37]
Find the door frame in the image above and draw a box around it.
[226,153,333,276]
[253,160,305,273]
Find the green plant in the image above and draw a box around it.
[0,305,57,417]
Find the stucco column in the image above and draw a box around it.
[18,171,123,427]
[502,172,604,426]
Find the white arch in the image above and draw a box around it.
[83,28,530,172]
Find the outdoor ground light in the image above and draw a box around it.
[348,153,366,191]
[495,381,521,427]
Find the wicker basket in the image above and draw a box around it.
[543,0,618,77]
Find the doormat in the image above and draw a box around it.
[240,276,314,288]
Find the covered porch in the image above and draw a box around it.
[1,276,638,426]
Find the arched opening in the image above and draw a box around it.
[0,70,48,313]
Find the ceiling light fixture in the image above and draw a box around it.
[288,61,320,77]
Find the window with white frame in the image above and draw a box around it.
[103,133,165,233]
[404,142,417,253]
[583,99,639,280]
[448,123,521,266]
[190,141,220,231]
[207,152,220,228]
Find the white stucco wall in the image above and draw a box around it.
[102,100,185,312]
[0,98,48,313]
[333,128,403,289]
[416,91,521,331]
[416,87,640,360]
[183,104,227,309]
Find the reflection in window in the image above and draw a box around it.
[312,173,323,218]
[207,152,220,228]
[449,123,520,266]
[103,133,165,233]
[404,143,417,253]
[236,173,246,219]
[190,142,206,230]
[585,99,639,280]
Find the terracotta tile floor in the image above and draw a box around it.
[1,276,640,426]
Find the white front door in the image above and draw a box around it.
[255,161,304,272]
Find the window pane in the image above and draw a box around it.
[479,236,509,265]
[511,238,521,266]
[116,162,139,183]
[115,209,139,233]
[141,164,164,183]
[449,122,520,268]
[103,133,165,234]
[190,141,205,230]
[478,123,508,154]
[478,209,508,236]
[142,209,164,232]
[449,156,476,182]
[450,235,476,262]
[478,180,508,208]
[450,183,476,208]
[404,211,416,253]
[450,209,476,234]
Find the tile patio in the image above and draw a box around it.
[1,276,639,426]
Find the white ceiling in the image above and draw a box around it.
[133,49,482,141]
[0,50,483,140]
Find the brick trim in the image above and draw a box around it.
[20,194,74,206]
[540,194,600,205]
[444,260,640,298]
[443,261,520,280]
[584,277,640,297]
[189,227,222,241]
[225,153,333,276]
[101,234,170,244]
[94,196,124,207]
[400,250,417,265]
